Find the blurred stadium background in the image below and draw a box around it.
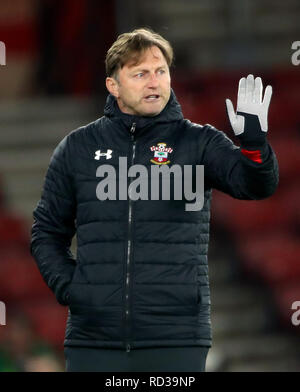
[0,0,300,372]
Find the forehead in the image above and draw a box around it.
[124,46,167,70]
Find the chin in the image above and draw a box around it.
[142,106,164,117]
[143,111,161,117]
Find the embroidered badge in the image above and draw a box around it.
[150,143,173,165]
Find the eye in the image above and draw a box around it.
[158,69,166,75]
[135,72,144,78]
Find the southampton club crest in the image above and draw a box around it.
[150,142,173,165]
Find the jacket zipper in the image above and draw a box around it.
[125,122,136,353]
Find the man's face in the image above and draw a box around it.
[107,46,171,117]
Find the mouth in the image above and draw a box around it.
[144,94,160,102]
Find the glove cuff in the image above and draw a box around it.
[236,112,267,146]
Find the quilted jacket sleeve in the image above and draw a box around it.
[30,134,77,306]
[201,125,279,199]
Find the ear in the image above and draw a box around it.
[106,77,120,98]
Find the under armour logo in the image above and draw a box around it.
[94,149,113,160]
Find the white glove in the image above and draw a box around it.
[225,74,272,143]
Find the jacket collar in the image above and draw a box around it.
[103,89,183,132]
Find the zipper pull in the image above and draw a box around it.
[126,344,131,353]
[130,122,136,135]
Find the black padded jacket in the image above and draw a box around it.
[30,90,279,350]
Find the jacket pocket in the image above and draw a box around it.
[64,264,79,305]
[66,264,91,307]
[69,263,91,285]
[64,285,73,305]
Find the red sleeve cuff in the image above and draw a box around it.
[241,148,263,163]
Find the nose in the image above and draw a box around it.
[147,72,159,88]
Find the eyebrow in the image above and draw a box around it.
[131,65,167,74]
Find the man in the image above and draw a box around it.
[30,28,279,372]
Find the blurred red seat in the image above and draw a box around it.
[237,233,300,285]
[268,95,300,133]
[0,250,52,302]
[0,210,29,250]
[20,299,68,349]
[270,137,300,183]
[271,68,300,91]
[212,189,291,236]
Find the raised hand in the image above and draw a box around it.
[225,74,272,145]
